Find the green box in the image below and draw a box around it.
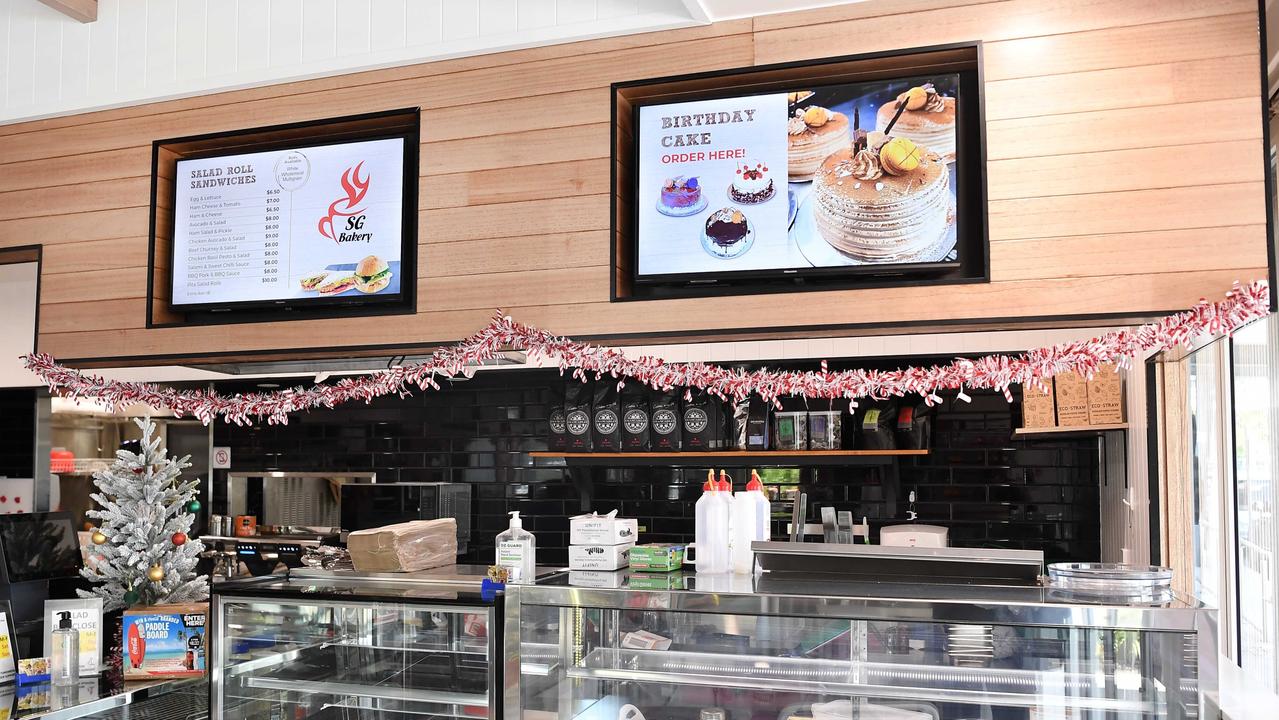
[628,572,687,590]
[628,544,684,572]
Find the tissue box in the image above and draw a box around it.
[569,512,638,546]
[568,543,634,571]
[122,604,207,679]
[347,519,457,573]
[629,544,684,572]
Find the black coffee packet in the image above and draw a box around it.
[682,389,723,451]
[859,400,898,450]
[746,397,771,450]
[564,381,594,452]
[620,386,651,451]
[592,383,622,452]
[650,389,682,452]
[895,402,932,450]
[546,382,568,451]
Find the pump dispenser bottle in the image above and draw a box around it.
[496,511,536,583]
[51,611,79,686]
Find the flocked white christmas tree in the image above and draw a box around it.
[81,416,208,611]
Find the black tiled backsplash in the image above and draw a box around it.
[213,367,1100,565]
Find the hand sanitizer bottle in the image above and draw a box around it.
[496,511,535,583]
[51,611,79,686]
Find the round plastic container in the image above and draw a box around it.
[1047,563,1173,602]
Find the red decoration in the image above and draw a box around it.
[20,281,1271,427]
[171,532,188,546]
[127,621,145,668]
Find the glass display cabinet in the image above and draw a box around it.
[212,575,500,720]
[508,574,1217,720]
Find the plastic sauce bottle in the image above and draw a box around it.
[693,471,730,573]
[495,511,536,583]
[731,471,772,574]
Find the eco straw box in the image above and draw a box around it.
[1020,380,1056,429]
[1087,364,1125,424]
[1053,372,1090,426]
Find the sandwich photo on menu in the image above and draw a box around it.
[354,256,393,293]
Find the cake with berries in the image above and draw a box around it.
[657,175,705,216]
[876,83,956,163]
[787,105,849,181]
[729,160,775,204]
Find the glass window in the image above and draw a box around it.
[1189,344,1226,609]
[1232,316,1279,692]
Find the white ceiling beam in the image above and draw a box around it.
[37,0,97,23]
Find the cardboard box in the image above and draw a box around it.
[1021,381,1056,429]
[568,542,634,571]
[628,572,687,590]
[1053,372,1090,426]
[347,519,457,572]
[569,511,637,546]
[629,544,684,572]
[1087,364,1125,425]
[123,604,207,680]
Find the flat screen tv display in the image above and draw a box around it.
[169,135,413,311]
[633,72,976,284]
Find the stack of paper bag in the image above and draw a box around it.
[347,518,457,572]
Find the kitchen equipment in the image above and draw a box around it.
[880,524,949,548]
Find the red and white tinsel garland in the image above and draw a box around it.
[23,281,1271,427]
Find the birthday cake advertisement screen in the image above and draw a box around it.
[635,74,960,278]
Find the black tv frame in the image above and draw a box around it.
[147,108,420,325]
[611,42,988,301]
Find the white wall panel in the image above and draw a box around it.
[0,0,708,124]
[174,0,207,80]
[334,0,371,57]
[146,0,178,87]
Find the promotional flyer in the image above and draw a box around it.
[636,75,960,279]
[171,137,405,307]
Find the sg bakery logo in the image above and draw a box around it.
[318,162,372,243]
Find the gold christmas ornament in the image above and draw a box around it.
[91,531,107,545]
[147,565,165,582]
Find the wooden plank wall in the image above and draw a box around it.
[0,0,1268,364]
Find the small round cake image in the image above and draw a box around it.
[876,83,956,163]
[656,175,706,217]
[787,106,850,182]
[811,137,953,263]
[700,207,754,259]
[729,160,776,204]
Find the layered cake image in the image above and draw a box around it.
[811,133,954,262]
[875,83,956,163]
[701,207,754,259]
[657,175,706,217]
[787,105,849,181]
[729,160,775,204]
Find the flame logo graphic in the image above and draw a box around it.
[318,162,370,241]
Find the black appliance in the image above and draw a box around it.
[0,512,86,627]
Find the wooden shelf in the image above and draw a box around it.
[1014,423,1128,437]
[529,450,927,467]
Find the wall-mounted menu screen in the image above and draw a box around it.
[170,136,408,310]
[634,73,967,283]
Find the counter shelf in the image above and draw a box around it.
[211,575,501,720]
[508,574,1216,720]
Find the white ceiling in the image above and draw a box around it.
[0,0,867,125]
